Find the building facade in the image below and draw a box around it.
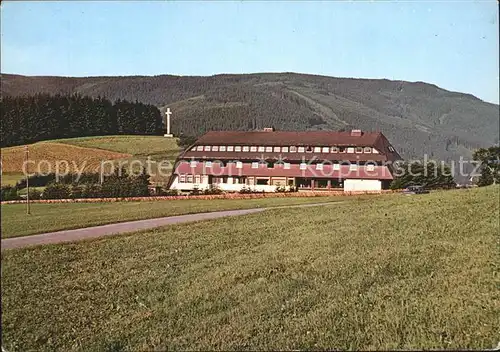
[168,129,402,192]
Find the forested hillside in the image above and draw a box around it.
[0,94,163,147]
[2,72,498,164]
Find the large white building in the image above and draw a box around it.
[168,129,402,192]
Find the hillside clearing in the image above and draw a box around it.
[1,186,498,350]
[0,141,131,174]
[1,196,347,238]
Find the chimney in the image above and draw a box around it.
[350,129,362,137]
[263,127,275,132]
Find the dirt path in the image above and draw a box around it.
[1,201,340,250]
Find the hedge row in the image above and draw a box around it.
[1,190,398,204]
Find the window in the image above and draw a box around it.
[273,146,281,153]
[331,146,339,153]
[363,147,372,153]
[289,146,297,153]
[179,175,186,183]
[196,146,204,151]
[298,147,305,153]
[306,146,313,153]
[316,163,324,170]
[372,148,379,154]
[242,146,250,152]
[282,147,289,153]
[366,164,375,171]
[355,147,363,153]
[314,147,322,153]
[190,160,198,167]
[236,161,243,169]
[227,146,234,152]
[251,162,259,168]
[204,146,211,152]
[256,178,269,185]
[205,161,212,168]
[284,162,291,169]
[333,163,340,170]
[265,146,273,152]
[250,146,257,152]
[194,175,201,184]
[212,146,219,152]
[300,163,307,170]
[190,146,197,151]
[349,164,358,170]
[322,147,329,153]
[258,146,265,152]
[339,147,346,153]
[187,175,193,183]
[220,146,227,152]
[235,146,242,152]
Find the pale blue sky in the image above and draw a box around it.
[1,1,499,103]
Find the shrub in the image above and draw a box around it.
[1,186,19,201]
[203,185,223,195]
[43,183,71,199]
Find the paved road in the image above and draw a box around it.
[1,201,340,250]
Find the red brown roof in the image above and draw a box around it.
[174,161,394,180]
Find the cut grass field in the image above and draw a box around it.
[1,135,182,186]
[0,141,131,174]
[0,196,346,238]
[2,186,498,351]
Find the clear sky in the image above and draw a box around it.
[1,0,499,103]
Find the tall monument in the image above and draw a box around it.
[164,107,173,138]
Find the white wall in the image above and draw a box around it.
[343,179,382,192]
[169,175,281,193]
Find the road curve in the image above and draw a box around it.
[1,201,340,250]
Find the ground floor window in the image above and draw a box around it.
[256,177,270,185]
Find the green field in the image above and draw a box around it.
[1,196,346,238]
[1,172,24,186]
[2,186,498,350]
[57,135,182,185]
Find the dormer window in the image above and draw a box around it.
[322,147,329,153]
[298,147,305,153]
[258,146,265,152]
[204,146,211,152]
[347,147,355,153]
[250,146,257,152]
[196,146,204,151]
[314,147,321,153]
[242,146,250,152]
[282,147,289,153]
[316,163,324,170]
[331,147,339,153]
[227,146,234,152]
[273,147,281,153]
[355,147,363,153]
[364,147,372,153]
[220,146,227,152]
[306,146,313,153]
[235,146,242,152]
[212,146,219,152]
[265,146,273,152]
[290,146,297,153]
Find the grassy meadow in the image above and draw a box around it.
[1,135,182,187]
[57,135,182,185]
[1,186,499,350]
[1,196,346,238]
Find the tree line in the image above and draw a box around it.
[0,93,163,147]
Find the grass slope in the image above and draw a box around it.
[2,186,498,350]
[1,135,182,187]
[1,196,344,238]
[0,141,130,175]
